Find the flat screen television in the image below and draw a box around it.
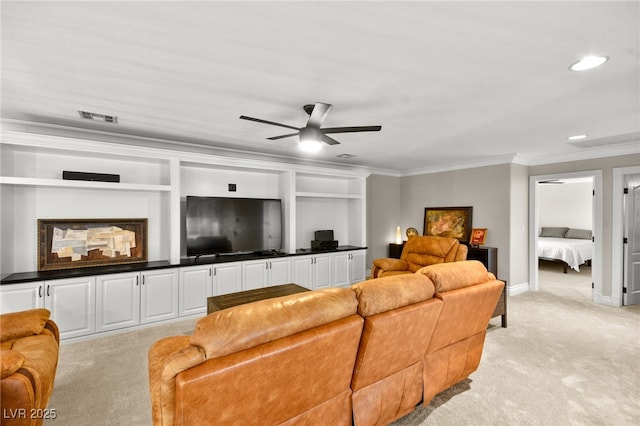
[185,196,283,257]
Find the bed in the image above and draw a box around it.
[537,227,593,273]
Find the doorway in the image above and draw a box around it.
[529,170,603,303]
[612,166,640,306]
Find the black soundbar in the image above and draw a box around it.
[62,171,120,183]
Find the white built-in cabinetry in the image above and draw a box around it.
[95,269,178,332]
[0,277,95,340]
[0,127,368,341]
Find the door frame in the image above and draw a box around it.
[612,166,640,306]
[529,170,603,302]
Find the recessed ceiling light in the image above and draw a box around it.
[569,55,608,71]
[568,134,588,141]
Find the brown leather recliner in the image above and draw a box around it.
[371,235,468,279]
[349,274,442,426]
[148,287,363,426]
[1,309,60,426]
[417,260,504,406]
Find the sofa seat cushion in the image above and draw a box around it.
[351,274,435,317]
[190,287,358,359]
[417,260,494,292]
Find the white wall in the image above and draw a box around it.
[539,180,593,231]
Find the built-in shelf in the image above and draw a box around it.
[295,191,363,199]
[0,176,172,192]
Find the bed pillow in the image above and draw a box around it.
[539,227,569,238]
[565,228,592,240]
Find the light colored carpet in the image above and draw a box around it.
[45,264,640,425]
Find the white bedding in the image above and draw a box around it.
[538,237,593,272]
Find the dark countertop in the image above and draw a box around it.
[1,246,367,285]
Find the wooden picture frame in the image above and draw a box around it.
[423,207,473,243]
[38,218,147,271]
[470,228,488,246]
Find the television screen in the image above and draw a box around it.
[185,196,282,256]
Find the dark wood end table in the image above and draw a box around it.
[207,283,310,314]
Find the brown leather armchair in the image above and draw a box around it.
[1,309,60,426]
[371,235,468,279]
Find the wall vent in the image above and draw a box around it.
[78,110,118,123]
[568,132,639,149]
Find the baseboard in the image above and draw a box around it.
[507,281,530,297]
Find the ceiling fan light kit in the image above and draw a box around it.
[239,102,382,153]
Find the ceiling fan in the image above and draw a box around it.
[239,102,382,152]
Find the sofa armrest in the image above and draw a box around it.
[373,258,408,272]
[1,349,25,379]
[0,309,51,342]
[149,336,206,426]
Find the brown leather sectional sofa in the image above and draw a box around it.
[0,308,60,426]
[148,260,504,426]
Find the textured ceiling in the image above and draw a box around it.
[1,1,639,174]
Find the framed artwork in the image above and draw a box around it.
[38,218,148,271]
[470,228,488,246]
[423,207,473,243]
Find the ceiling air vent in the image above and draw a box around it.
[78,110,118,123]
[336,153,357,159]
[568,132,639,149]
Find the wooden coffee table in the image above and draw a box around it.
[207,283,310,313]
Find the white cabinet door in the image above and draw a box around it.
[179,265,212,317]
[141,269,178,324]
[46,277,96,339]
[292,255,314,289]
[332,253,350,287]
[243,260,269,290]
[96,272,140,332]
[314,254,333,289]
[0,282,44,314]
[269,258,291,286]
[350,250,367,283]
[213,262,242,295]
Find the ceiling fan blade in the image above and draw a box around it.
[321,135,341,146]
[267,132,300,140]
[322,125,382,134]
[239,115,300,131]
[307,103,332,128]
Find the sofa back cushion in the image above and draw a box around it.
[350,274,435,317]
[401,236,466,272]
[417,260,495,293]
[190,287,358,359]
[176,315,363,425]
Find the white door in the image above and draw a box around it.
[350,250,367,283]
[0,281,44,314]
[292,256,314,289]
[269,258,291,286]
[332,253,350,287]
[46,277,96,339]
[624,175,640,305]
[314,254,332,289]
[213,262,242,295]
[141,269,179,324]
[243,260,269,290]
[96,272,140,331]
[179,265,212,316]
